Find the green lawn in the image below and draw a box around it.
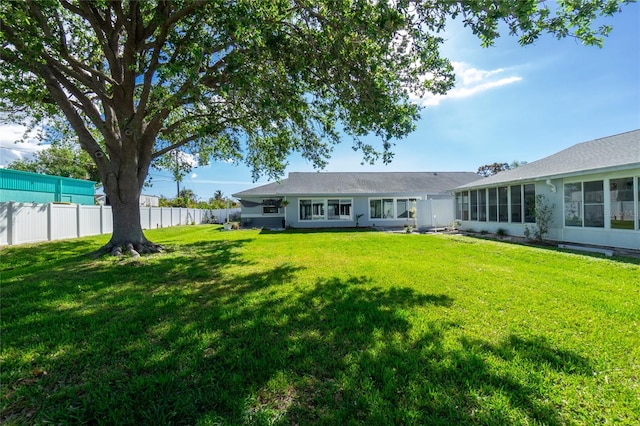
[2,226,639,425]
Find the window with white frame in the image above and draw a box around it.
[478,189,487,221]
[584,180,604,228]
[610,177,634,230]
[470,190,478,221]
[299,198,352,221]
[488,188,497,222]
[564,180,606,228]
[523,184,536,223]
[397,198,417,218]
[455,192,463,220]
[328,199,352,220]
[462,191,469,220]
[369,197,417,219]
[498,186,509,222]
[510,185,522,223]
[564,182,583,227]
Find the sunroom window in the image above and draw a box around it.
[510,185,522,223]
[488,188,497,222]
[584,180,604,228]
[564,183,582,227]
[610,177,634,230]
[498,187,508,222]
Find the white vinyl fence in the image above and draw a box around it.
[0,202,240,246]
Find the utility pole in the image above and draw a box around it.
[175,150,180,198]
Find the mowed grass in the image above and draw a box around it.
[1,226,639,425]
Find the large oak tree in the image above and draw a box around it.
[0,0,630,255]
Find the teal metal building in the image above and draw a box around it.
[0,169,96,205]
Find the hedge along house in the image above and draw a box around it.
[233,171,479,229]
[0,169,96,205]
[453,129,640,250]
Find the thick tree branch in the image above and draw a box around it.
[60,0,121,82]
[38,69,108,167]
[151,135,203,160]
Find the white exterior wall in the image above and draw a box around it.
[277,195,456,229]
[456,167,640,250]
[0,202,220,246]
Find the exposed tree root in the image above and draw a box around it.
[90,240,164,258]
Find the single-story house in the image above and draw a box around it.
[233,171,479,229]
[453,129,640,250]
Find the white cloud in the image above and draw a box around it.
[190,173,198,179]
[186,179,260,185]
[175,150,198,167]
[411,61,522,107]
[0,124,45,166]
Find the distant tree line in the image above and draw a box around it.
[477,160,528,177]
[159,189,239,209]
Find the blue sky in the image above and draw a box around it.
[1,3,638,201]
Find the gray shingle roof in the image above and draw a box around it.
[233,171,479,197]
[457,129,640,189]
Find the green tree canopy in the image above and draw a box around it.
[7,141,101,183]
[477,162,510,177]
[0,0,630,256]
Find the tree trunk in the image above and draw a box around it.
[95,174,164,258]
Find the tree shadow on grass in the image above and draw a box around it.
[3,260,595,425]
[0,237,108,272]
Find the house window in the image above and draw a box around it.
[610,178,634,230]
[462,191,469,220]
[564,183,583,227]
[488,188,497,222]
[370,197,417,220]
[328,199,352,220]
[523,184,536,223]
[300,199,312,220]
[584,180,604,228]
[397,199,417,218]
[383,199,394,218]
[498,186,508,222]
[370,198,394,219]
[455,192,463,220]
[263,206,279,214]
[510,185,522,223]
[370,199,382,219]
[300,198,353,221]
[478,189,487,221]
[470,190,478,221]
[638,177,640,230]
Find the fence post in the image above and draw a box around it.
[77,204,82,237]
[47,202,53,241]
[100,204,104,234]
[7,201,15,245]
